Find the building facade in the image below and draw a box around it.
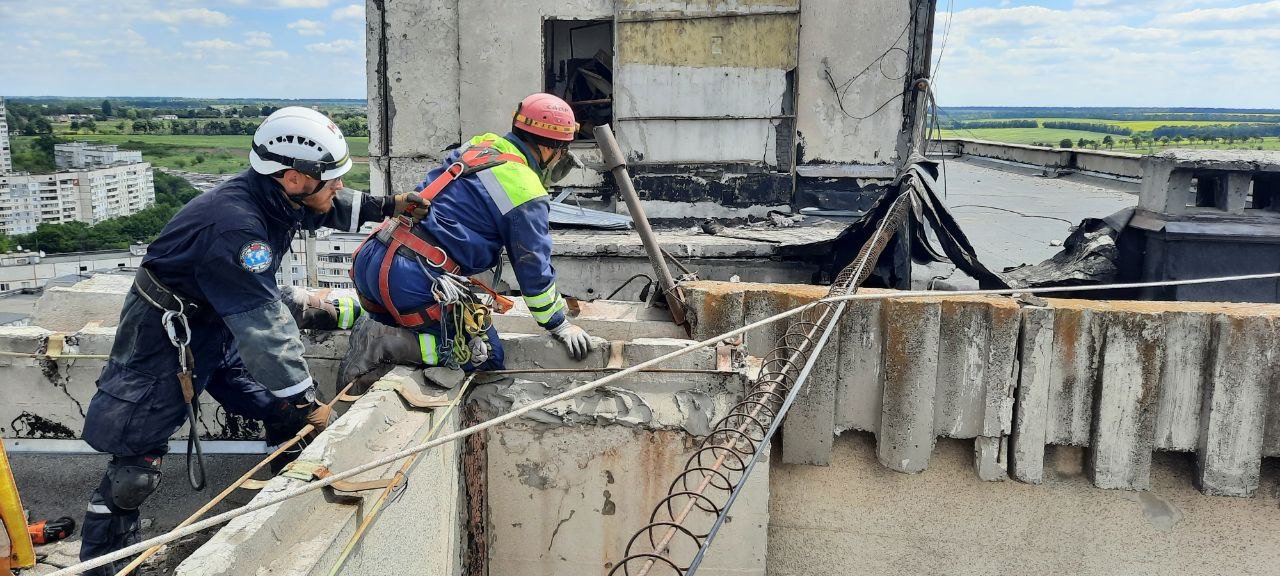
[0,163,155,235]
[367,0,936,217]
[54,142,144,170]
[0,97,11,174]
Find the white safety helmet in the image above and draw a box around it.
[250,106,352,181]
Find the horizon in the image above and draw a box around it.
[1,1,1276,107]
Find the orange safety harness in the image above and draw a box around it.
[352,143,520,328]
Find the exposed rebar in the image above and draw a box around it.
[607,176,916,576]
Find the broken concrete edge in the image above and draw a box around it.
[177,367,461,576]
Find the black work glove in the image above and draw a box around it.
[383,192,428,221]
[275,387,334,434]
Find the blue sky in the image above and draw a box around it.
[0,0,367,99]
[0,1,1276,107]
[932,0,1280,107]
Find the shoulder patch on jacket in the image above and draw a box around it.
[239,241,273,273]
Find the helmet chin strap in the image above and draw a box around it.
[286,175,329,208]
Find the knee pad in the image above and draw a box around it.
[107,456,163,511]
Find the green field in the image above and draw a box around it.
[938,127,1124,146]
[940,119,1280,153]
[53,132,371,157]
[14,133,372,190]
[986,117,1275,132]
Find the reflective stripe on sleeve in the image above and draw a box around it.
[418,333,438,365]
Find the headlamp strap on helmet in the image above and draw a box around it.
[253,142,346,181]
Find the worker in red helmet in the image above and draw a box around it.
[341,93,593,382]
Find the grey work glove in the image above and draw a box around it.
[338,316,429,389]
[550,321,591,361]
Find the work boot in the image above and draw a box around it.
[337,316,430,391]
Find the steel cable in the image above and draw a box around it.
[49,266,1280,576]
[607,175,914,576]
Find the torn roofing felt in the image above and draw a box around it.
[826,158,1129,291]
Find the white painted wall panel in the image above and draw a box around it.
[617,118,778,164]
[614,65,788,118]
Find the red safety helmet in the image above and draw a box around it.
[513,93,578,143]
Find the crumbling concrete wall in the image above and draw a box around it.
[684,281,1280,497]
[367,0,921,211]
[176,367,464,576]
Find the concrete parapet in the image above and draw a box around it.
[1196,314,1276,497]
[833,298,884,434]
[877,297,942,473]
[931,138,1143,182]
[1010,305,1055,484]
[1045,304,1104,446]
[484,424,768,576]
[681,281,1280,496]
[1090,311,1164,490]
[32,274,132,332]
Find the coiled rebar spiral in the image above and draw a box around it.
[606,175,918,576]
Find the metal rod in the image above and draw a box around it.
[593,124,690,332]
[486,367,730,375]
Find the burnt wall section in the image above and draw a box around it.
[684,281,1280,497]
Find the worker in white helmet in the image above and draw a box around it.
[77,107,417,574]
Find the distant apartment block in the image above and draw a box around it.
[0,163,155,235]
[54,142,143,170]
[0,245,147,292]
[0,97,11,174]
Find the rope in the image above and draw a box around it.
[323,374,476,576]
[50,269,1280,576]
[112,380,361,576]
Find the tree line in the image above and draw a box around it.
[0,171,201,254]
[1150,123,1280,140]
[947,120,1038,129]
[943,107,1280,124]
[6,101,369,137]
[1042,121,1132,136]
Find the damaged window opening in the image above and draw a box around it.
[543,19,613,142]
[1188,172,1227,210]
[1251,174,1280,211]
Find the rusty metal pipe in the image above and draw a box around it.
[593,124,689,332]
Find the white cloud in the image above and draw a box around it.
[183,38,241,51]
[1154,0,1280,27]
[288,19,326,36]
[277,0,331,7]
[305,39,359,53]
[256,50,291,60]
[123,29,146,48]
[244,31,273,48]
[142,8,230,26]
[332,4,363,20]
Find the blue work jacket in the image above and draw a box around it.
[352,132,568,330]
